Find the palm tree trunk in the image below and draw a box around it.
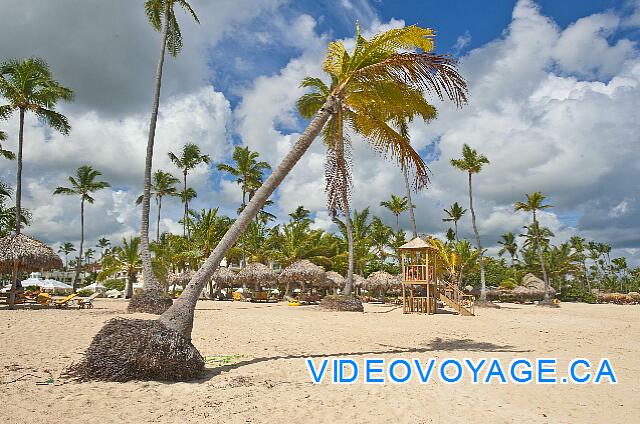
[183,171,188,238]
[9,108,26,309]
[158,97,335,337]
[125,272,135,299]
[139,2,170,292]
[342,201,355,296]
[468,172,487,301]
[157,196,162,242]
[454,221,458,241]
[533,210,551,301]
[403,168,418,238]
[72,199,85,292]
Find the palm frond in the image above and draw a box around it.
[35,107,71,135]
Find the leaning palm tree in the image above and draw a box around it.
[136,0,200,313]
[0,131,15,160]
[450,144,490,303]
[295,25,464,297]
[497,232,518,268]
[380,194,410,233]
[136,170,180,241]
[442,202,466,240]
[515,191,554,304]
[69,23,467,382]
[168,143,210,238]
[58,242,76,270]
[0,58,73,237]
[53,166,110,291]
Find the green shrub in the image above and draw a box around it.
[103,279,125,291]
[77,289,93,297]
[558,286,596,304]
[499,278,517,290]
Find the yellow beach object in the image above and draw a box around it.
[288,300,301,307]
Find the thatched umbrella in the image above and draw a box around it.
[278,259,326,294]
[213,267,236,288]
[324,271,344,293]
[0,234,62,273]
[365,271,399,302]
[236,262,277,291]
[0,234,63,308]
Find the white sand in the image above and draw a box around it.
[1,300,638,423]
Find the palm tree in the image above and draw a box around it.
[53,166,110,291]
[138,0,200,301]
[96,237,111,260]
[450,144,490,302]
[168,143,210,238]
[497,232,518,268]
[569,235,590,290]
[58,242,76,270]
[295,25,465,297]
[442,202,467,240]
[0,58,73,237]
[0,131,15,160]
[152,24,466,342]
[177,187,197,233]
[380,194,410,233]
[514,191,553,303]
[217,146,270,267]
[136,170,180,241]
[100,237,142,299]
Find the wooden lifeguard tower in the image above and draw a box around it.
[399,237,474,316]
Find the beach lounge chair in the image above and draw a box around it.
[53,293,78,309]
[78,292,100,309]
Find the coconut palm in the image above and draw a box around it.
[100,237,142,299]
[58,242,76,270]
[129,23,470,351]
[96,237,111,260]
[177,187,197,233]
[514,191,553,303]
[569,235,590,290]
[216,146,270,267]
[368,216,393,265]
[442,202,466,240]
[497,232,518,268]
[168,143,210,238]
[0,131,15,160]
[0,57,73,238]
[138,0,200,301]
[53,166,110,291]
[380,194,410,233]
[0,182,30,237]
[296,25,465,297]
[450,144,489,302]
[136,170,180,241]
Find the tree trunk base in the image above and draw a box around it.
[64,317,204,382]
[319,295,364,312]
[474,299,501,309]
[127,289,173,315]
[537,299,560,308]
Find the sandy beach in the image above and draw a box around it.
[0,300,638,424]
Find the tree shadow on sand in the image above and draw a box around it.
[195,336,531,382]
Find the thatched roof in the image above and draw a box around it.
[213,267,236,286]
[324,271,345,288]
[352,274,366,288]
[365,270,398,290]
[0,234,63,273]
[398,237,437,250]
[236,262,277,284]
[278,260,326,285]
[167,270,194,286]
[521,273,556,294]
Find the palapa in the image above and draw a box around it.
[212,266,236,287]
[166,270,194,288]
[236,262,277,290]
[0,234,62,273]
[365,270,397,291]
[279,260,326,287]
[324,271,345,289]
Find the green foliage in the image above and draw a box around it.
[103,279,125,291]
[499,278,517,290]
[558,286,597,304]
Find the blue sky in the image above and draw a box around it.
[1,0,640,263]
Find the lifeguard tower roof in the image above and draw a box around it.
[398,237,437,250]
